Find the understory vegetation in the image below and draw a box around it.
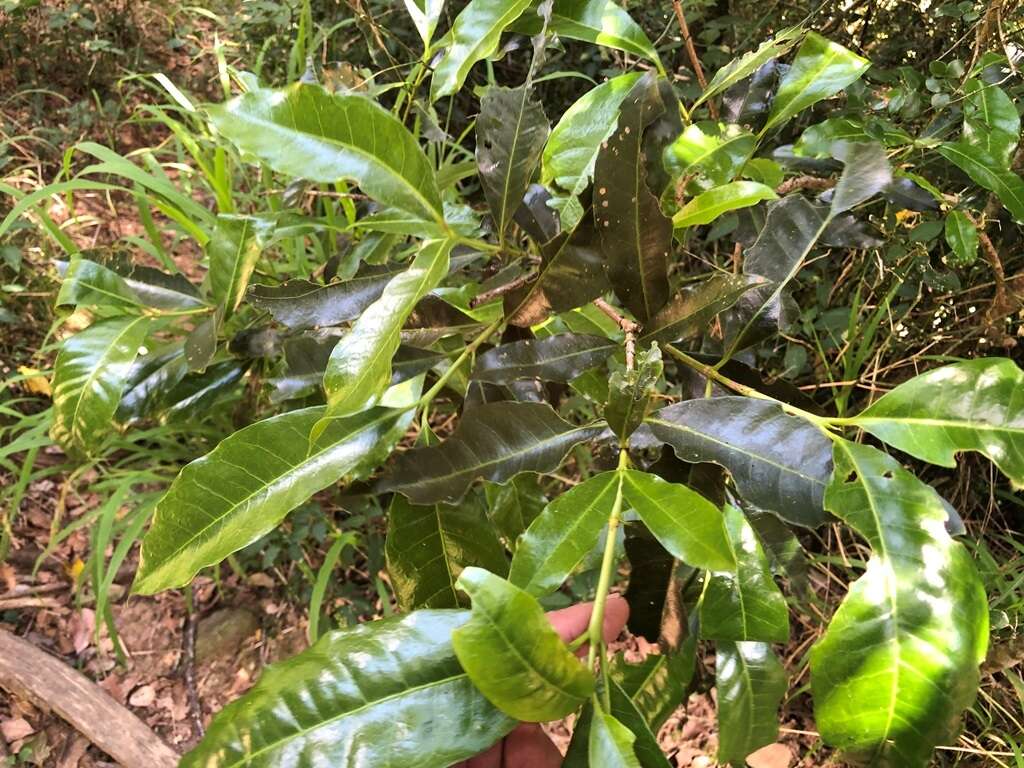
[1,1,1023,766]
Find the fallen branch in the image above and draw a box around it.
[0,629,180,768]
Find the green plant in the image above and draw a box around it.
[7,1,1024,765]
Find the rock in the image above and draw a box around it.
[195,608,260,663]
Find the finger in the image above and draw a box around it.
[546,594,630,645]
[501,724,563,767]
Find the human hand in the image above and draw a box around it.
[455,595,629,768]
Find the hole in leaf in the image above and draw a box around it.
[844,470,858,483]
[882,470,894,479]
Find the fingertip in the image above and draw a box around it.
[602,594,629,643]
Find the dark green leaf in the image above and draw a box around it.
[589,710,643,768]
[594,72,672,322]
[944,210,979,266]
[208,216,262,314]
[210,83,443,223]
[641,273,761,345]
[182,610,515,768]
[643,397,833,527]
[51,316,157,456]
[183,311,219,372]
[485,474,548,548]
[622,470,735,571]
[509,471,619,596]
[764,32,870,132]
[323,239,451,419]
[746,507,810,599]
[386,494,508,610]
[716,641,787,767]
[381,401,606,504]
[851,358,1024,487]
[505,209,609,326]
[673,181,777,229]
[473,333,616,384]
[116,345,189,423]
[56,258,143,310]
[937,141,1024,222]
[543,73,642,228]
[452,567,594,721]
[700,505,789,643]
[135,406,412,593]
[810,440,988,767]
[610,644,696,732]
[477,85,550,242]
[163,360,246,421]
[515,183,561,243]
[431,0,533,100]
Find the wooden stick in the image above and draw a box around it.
[593,298,639,371]
[671,0,718,119]
[0,629,180,768]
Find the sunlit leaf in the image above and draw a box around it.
[673,181,777,229]
[716,641,787,767]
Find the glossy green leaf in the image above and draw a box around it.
[183,311,219,372]
[595,72,672,322]
[247,264,404,330]
[473,333,616,384]
[543,73,642,228]
[963,79,1019,164]
[430,0,533,100]
[764,33,870,132]
[135,406,412,593]
[610,647,695,731]
[210,83,443,222]
[700,505,789,642]
[673,181,777,229]
[589,710,643,768]
[851,358,1024,487]
[182,610,515,768]
[937,141,1024,222]
[386,494,508,610]
[829,141,892,214]
[811,440,988,767]
[452,567,594,721]
[208,215,262,314]
[796,117,912,157]
[404,0,445,48]
[485,475,548,548]
[716,641,787,767]
[944,210,979,266]
[323,239,451,419]
[477,85,550,242]
[622,470,735,572]
[509,471,619,596]
[505,209,609,326]
[116,345,189,423]
[51,316,157,457]
[606,342,662,440]
[642,273,762,345]
[56,258,143,310]
[644,397,833,527]
[664,122,757,188]
[381,401,606,504]
[530,0,661,64]
[695,27,802,108]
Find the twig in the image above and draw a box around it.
[593,298,639,371]
[776,175,836,196]
[469,272,535,308]
[183,607,204,738]
[671,1,718,119]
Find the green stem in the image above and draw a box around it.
[416,319,502,410]
[586,448,629,711]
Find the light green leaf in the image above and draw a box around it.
[509,471,619,596]
[386,494,508,610]
[208,215,263,313]
[664,122,757,188]
[404,0,445,49]
[452,567,595,721]
[621,470,735,571]
[51,316,158,457]
[323,239,451,419]
[673,181,777,229]
[56,258,143,311]
[700,505,789,643]
[764,32,870,133]
[541,0,661,65]
[963,79,1020,164]
[485,475,548,549]
[543,73,642,228]
[811,440,988,767]
[716,641,787,767]
[589,710,643,768]
[182,610,515,768]
[937,141,1024,222]
[209,83,443,223]
[695,27,802,108]
[135,406,412,594]
[851,358,1024,487]
[431,0,533,100]
[944,210,979,266]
